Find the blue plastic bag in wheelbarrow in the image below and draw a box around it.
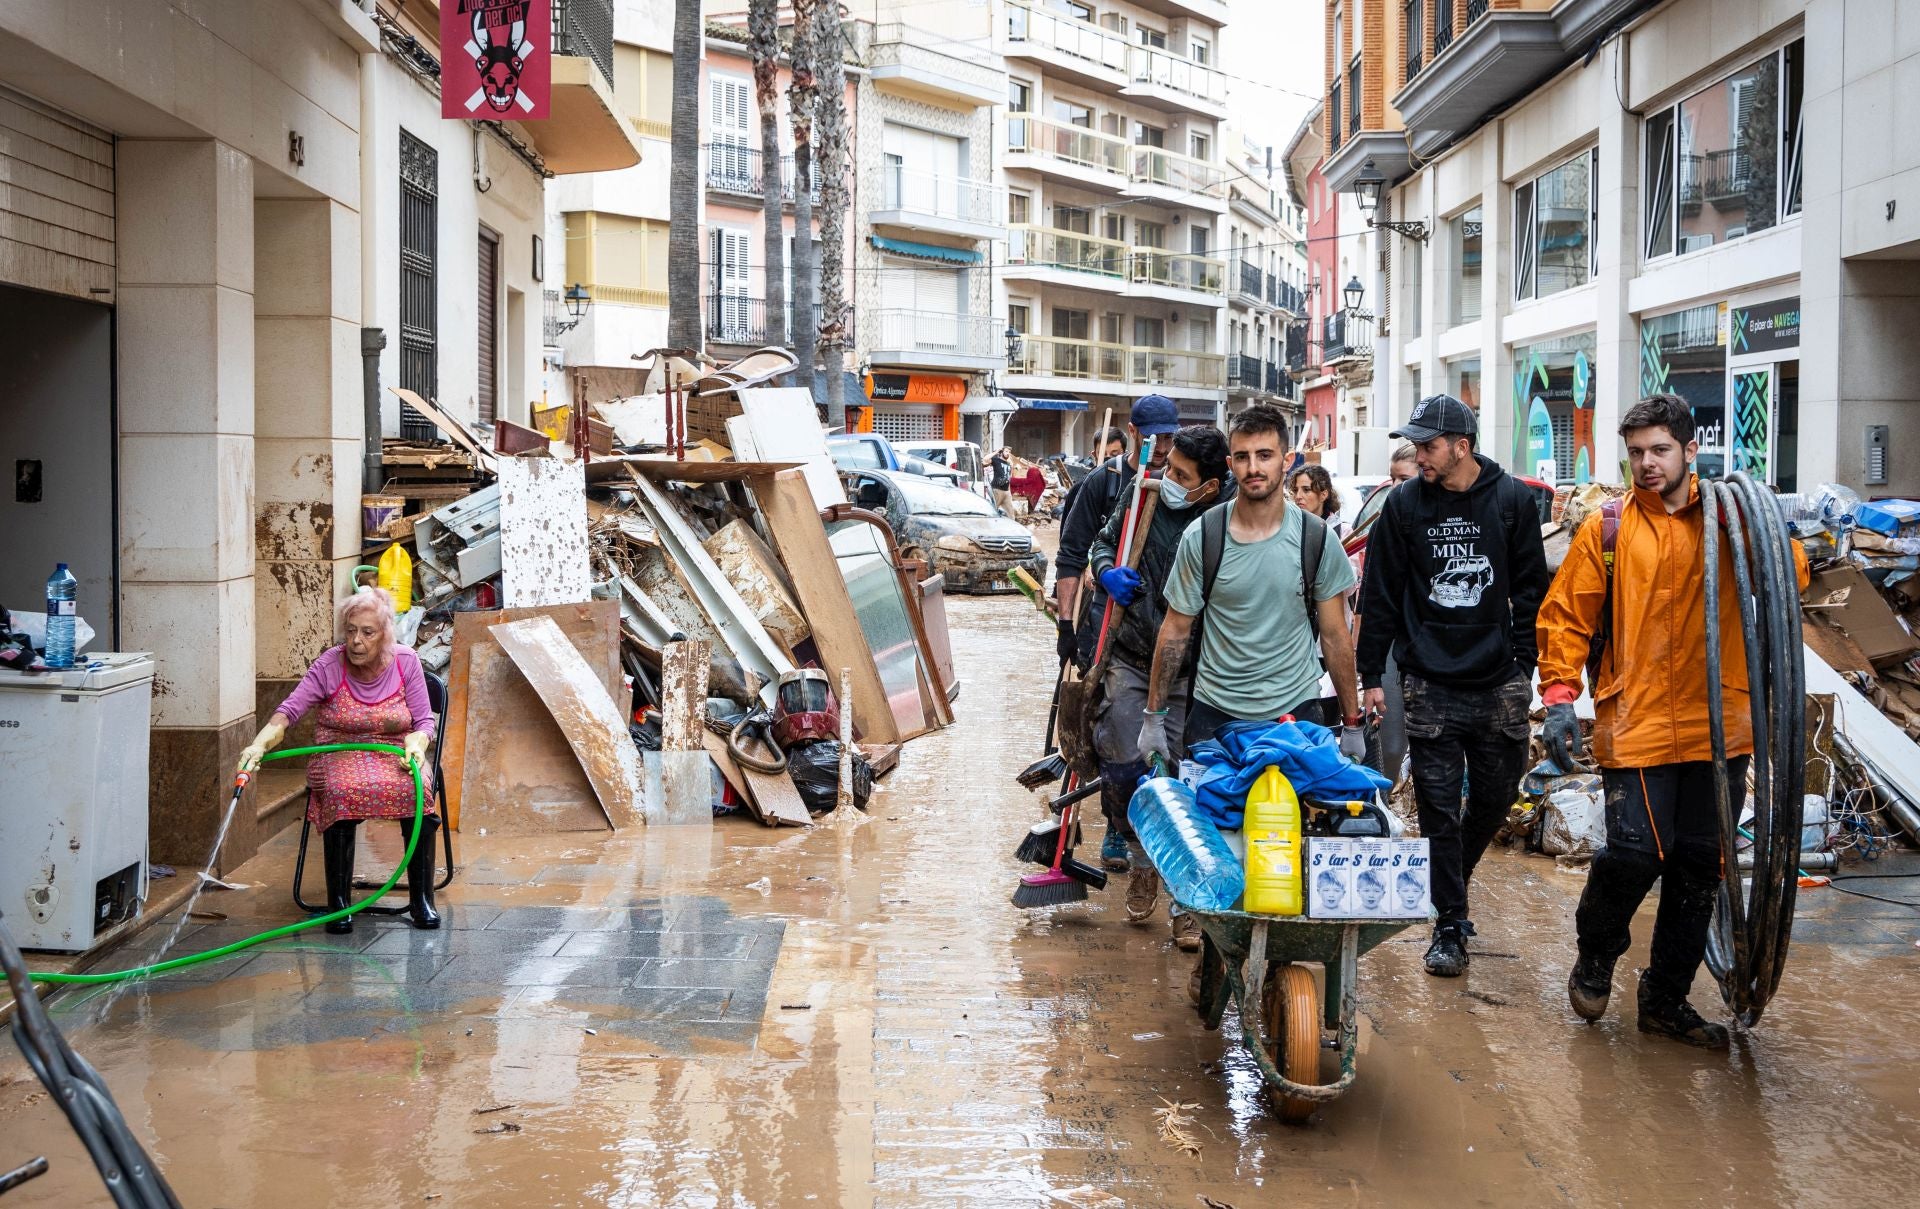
[1186,720,1391,830]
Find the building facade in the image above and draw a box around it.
[0,0,637,868]
[1222,129,1309,424]
[1329,0,1916,497]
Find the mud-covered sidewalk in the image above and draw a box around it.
[5,595,1920,1207]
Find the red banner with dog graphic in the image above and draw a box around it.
[441,0,551,121]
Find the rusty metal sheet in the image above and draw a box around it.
[499,456,591,607]
[489,615,646,831]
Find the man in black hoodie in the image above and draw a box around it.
[1356,395,1550,978]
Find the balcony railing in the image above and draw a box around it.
[1132,247,1225,295]
[1008,224,1130,278]
[1703,148,1752,208]
[1129,145,1226,198]
[1434,1,1456,54]
[872,309,1005,360]
[1006,115,1128,178]
[1227,353,1258,389]
[1129,46,1227,107]
[1267,362,1296,398]
[1329,81,1342,152]
[704,143,819,205]
[1237,260,1263,300]
[879,164,1002,225]
[1008,225,1226,296]
[554,0,614,86]
[1011,334,1224,390]
[868,23,1004,99]
[1467,0,1490,22]
[1268,279,1304,314]
[705,295,789,346]
[1349,61,1361,134]
[1322,311,1374,361]
[1004,1,1132,76]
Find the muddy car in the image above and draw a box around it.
[848,470,1048,594]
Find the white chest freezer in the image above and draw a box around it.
[0,653,153,951]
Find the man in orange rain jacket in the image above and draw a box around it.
[1536,393,1808,1050]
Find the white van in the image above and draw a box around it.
[894,440,989,498]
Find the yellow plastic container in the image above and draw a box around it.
[1243,765,1304,916]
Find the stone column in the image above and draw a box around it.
[1796,0,1845,487]
[1480,130,1514,469]
[254,198,364,759]
[1592,36,1637,485]
[116,140,258,867]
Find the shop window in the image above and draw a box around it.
[1643,39,1803,262]
[1450,205,1482,325]
[1639,303,1727,475]
[1513,149,1596,302]
[1447,358,1481,412]
[1511,332,1598,483]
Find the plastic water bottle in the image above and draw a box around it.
[44,563,77,669]
[1129,777,1244,912]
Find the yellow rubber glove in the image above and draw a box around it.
[401,729,431,772]
[239,716,287,774]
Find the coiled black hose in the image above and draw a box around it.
[1701,472,1806,1027]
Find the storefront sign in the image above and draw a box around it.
[443,1,551,120]
[865,373,967,406]
[1526,396,1554,482]
[1730,296,1800,357]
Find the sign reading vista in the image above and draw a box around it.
[442,0,551,120]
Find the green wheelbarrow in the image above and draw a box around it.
[1182,903,1413,1124]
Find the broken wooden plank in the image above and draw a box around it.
[445,602,620,834]
[391,387,497,472]
[489,615,646,831]
[498,456,591,607]
[735,386,846,508]
[655,640,713,826]
[625,458,805,484]
[703,519,809,653]
[748,469,900,746]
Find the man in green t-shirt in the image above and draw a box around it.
[1139,404,1365,762]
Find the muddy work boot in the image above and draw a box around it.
[1171,912,1202,952]
[1423,921,1470,978]
[1637,977,1729,1049]
[1100,830,1132,873]
[1124,864,1160,922]
[1567,950,1618,1022]
[321,821,359,935]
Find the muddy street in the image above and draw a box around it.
[5,591,1920,1208]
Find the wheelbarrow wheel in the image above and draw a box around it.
[1260,963,1323,1124]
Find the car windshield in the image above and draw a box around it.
[890,473,997,517]
[829,440,885,471]
[1351,479,1395,538]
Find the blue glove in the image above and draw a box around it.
[1099,565,1144,607]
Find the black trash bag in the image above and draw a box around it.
[629,716,662,753]
[785,740,873,815]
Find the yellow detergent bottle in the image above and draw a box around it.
[1243,766,1304,915]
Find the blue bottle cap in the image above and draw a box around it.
[55,563,67,572]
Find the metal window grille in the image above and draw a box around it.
[399,129,439,441]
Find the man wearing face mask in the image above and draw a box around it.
[1086,425,1233,913]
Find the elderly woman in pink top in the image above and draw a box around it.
[238,586,440,931]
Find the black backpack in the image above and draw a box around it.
[1195,502,1329,649]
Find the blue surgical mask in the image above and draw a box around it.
[1160,477,1194,511]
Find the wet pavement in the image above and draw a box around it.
[6,589,1920,1207]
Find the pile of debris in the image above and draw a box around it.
[359,353,957,835]
[1798,494,1920,741]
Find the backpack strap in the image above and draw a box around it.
[1299,509,1326,649]
[1585,499,1626,687]
[1199,501,1230,608]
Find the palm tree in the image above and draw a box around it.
[814,3,850,428]
[749,0,786,362]
[666,0,702,350]
[787,0,819,399]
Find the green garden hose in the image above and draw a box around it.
[28,743,424,987]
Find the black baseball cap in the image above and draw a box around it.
[1392,394,1478,443]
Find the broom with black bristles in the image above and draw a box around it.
[1013,437,1156,910]
[1014,778,1104,866]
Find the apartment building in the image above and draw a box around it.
[983,0,1235,457]
[853,22,1009,442]
[1222,130,1310,423]
[1329,0,1917,497]
[548,0,676,399]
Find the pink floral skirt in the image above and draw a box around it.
[306,679,437,830]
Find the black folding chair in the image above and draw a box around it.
[291,669,455,914]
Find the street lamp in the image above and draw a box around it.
[552,282,592,337]
[1004,323,1022,367]
[1343,276,1366,315]
[1353,157,1429,243]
